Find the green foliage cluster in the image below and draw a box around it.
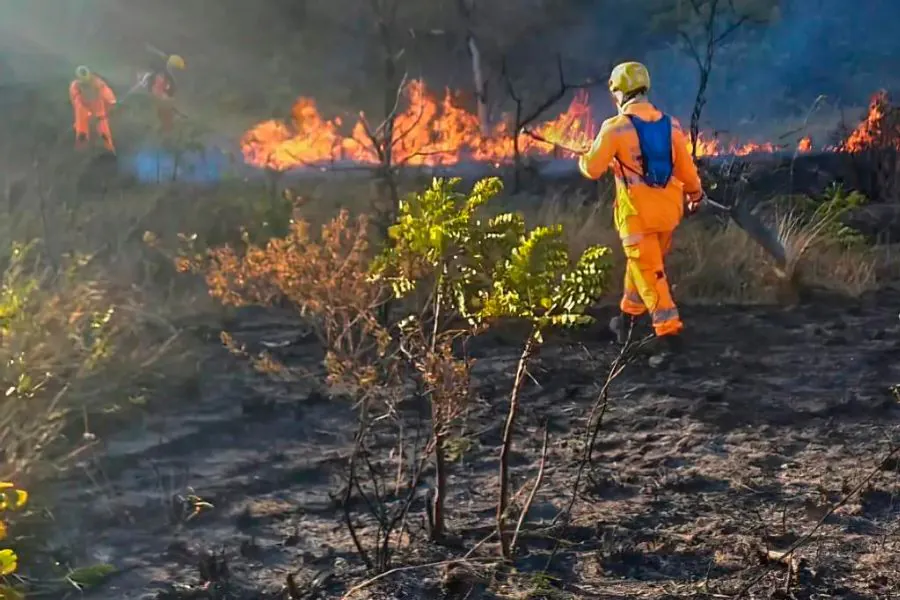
[816,183,869,246]
[370,177,612,549]
[373,177,612,340]
[795,183,869,247]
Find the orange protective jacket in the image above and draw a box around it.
[578,101,702,240]
[69,76,117,117]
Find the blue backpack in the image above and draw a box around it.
[625,114,674,188]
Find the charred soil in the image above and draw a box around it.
[40,287,900,599]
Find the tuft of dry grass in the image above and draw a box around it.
[0,161,223,483]
[773,204,878,296]
[521,189,619,257]
[669,220,782,304]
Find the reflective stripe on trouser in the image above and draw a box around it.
[619,230,683,336]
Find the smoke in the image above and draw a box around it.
[642,0,900,139]
[0,0,898,162]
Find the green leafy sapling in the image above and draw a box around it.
[373,176,612,553]
[478,225,612,558]
[371,176,507,541]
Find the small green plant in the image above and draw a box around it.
[477,224,611,558]
[814,182,868,246]
[173,489,215,523]
[372,176,509,541]
[776,184,869,281]
[374,177,612,556]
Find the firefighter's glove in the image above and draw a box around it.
[685,191,705,215]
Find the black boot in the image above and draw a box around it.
[648,333,684,368]
[608,313,634,344]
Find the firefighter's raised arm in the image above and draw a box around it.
[578,120,619,180]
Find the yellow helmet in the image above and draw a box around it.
[167,54,186,70]
[75,65,92,82]
[608,62,651,95]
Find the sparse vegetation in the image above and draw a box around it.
[190,177,612,563]
[0,241,148,478]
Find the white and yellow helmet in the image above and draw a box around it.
[608,61,651,95]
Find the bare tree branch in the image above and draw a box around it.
[501,54,596,190]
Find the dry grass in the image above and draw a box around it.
[517,187,880,305]
[0,168,222,483]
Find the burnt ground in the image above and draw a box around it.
[38,286,900,600]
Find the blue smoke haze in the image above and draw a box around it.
[121,145,231,184]
[643,0,899,135]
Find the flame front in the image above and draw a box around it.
[241,79,818,171]
[840,90,900,153]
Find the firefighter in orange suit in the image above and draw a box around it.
[578,61,705,361]
[137,54,185,132]
[69,66,117,153]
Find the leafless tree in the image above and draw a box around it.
[672,0,771,156]
[456,0,490,135]
[501,55,595,191]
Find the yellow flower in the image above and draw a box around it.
[0,549,17,576]
[0,486,27,512]
[0,521,6,542]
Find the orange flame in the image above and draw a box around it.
[839,90,900,153]
[241,79,804,171]
[688,134,779,157]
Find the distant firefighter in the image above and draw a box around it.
[69,66,117,153]
[136,53,186,132]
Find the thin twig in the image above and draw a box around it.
[510,423,550,552]
[340,557,496,599]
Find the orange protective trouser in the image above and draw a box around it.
[157,105,175,132]
[620,230,683,337]
[153,96,176,132]
[74,105,115,153]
